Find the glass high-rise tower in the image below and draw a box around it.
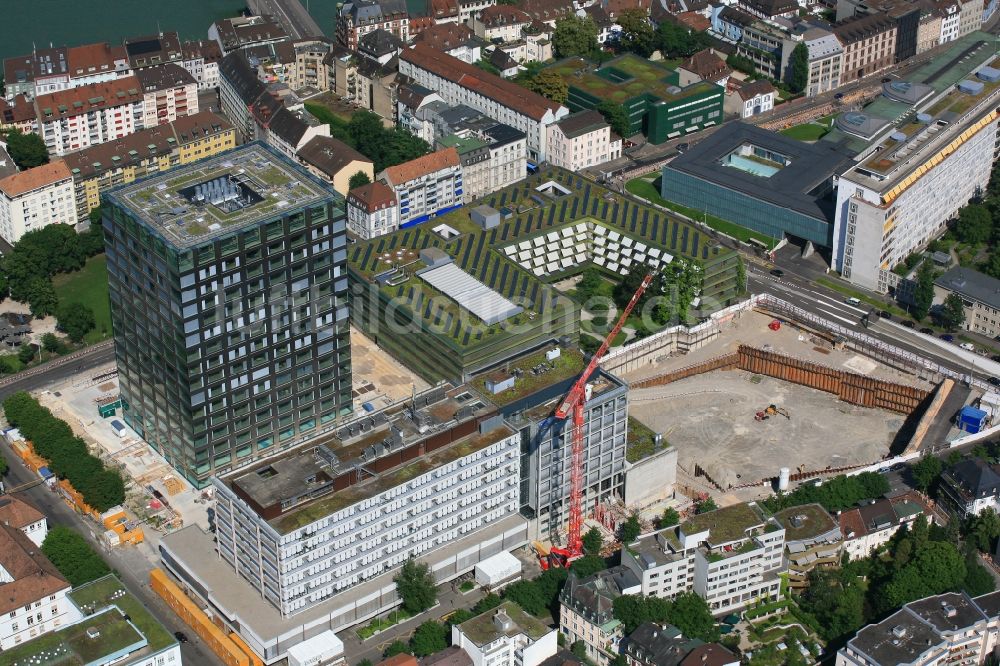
[103,142,353,486]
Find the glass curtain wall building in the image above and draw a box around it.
[102,143,353,486]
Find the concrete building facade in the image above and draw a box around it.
[346,181,398,239]
[378,147,463,227]
[546,110,622,173]
[34,77,146,156]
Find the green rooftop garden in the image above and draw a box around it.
[546,55,712,106]
[471,347,585,406]
[682,502,767,545]
[68,576,174,654]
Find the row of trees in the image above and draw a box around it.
[761,471,890,513]
[41,526,111,586]
[1,222,104,317]
[3,392,125,511]
[612,591,718,640]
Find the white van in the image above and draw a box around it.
[845,297,861,306]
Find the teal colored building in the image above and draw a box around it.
[547,54,724,142]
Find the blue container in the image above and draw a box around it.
[959,406,988,434]
[38,466,53,479]
[362,402,375,413]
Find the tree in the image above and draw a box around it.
[472,593,504,614]
[570,554,607,578]
[24,278,57,317]
[348,171,371,190]
[394,558,438,614]
[619,513,642,544]
[17,344,34,365]
[582,527,604,556]
[912,259,936,321]
[505,580,549,616]
[800,568,865,642]
[445,609,474,627]
[41,526,111,586]
[963,557,996,596]
[667,592,719,642]
[0,453,7,477]
[657,21,711,58]
[616,9,655,57]
[597,101,631,139]
[787,43,809,94]
[524,70,569,104]
[358,661,374,666]
[661,507,680,527]
[56,302,95,343]
[4,129,49,169]
[956,203,993,245]
[383,640,412,658]
[553,16,599,58]
[571,641,588,660]
[966,508,1000,552]
[910,454,943,493]
[939,293,966,331]
[696,497,718,514]
[410,621,448,656]
[41,333,66,354]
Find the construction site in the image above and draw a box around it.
[616,302,972,503]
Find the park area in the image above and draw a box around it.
[778,113,837,142]
[52,254,112,344]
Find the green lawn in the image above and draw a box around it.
[779,123,830,141]
[52,254,112,344]
[625,176,779,249]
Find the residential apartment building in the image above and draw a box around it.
[933,267,1000,340]
[937,457,1000,517]
[735,21,793,81]
[5,575,181,666]
[63,111,236,223]
[34,77,145,155]
[838,495,930,560]
[473,6,534,41]
[135,63,199,127]
[560,567,640,666]
[209,15,290,56]
[724,79,776,118]
[625,623,740,666]
[412,24,483,64]
[622,502,786,615]
[737,0,798,19]
[337,0,410,51]
[917,7,942,52]
[0,160,75,244]
[453,602,558,666]
[958,0,984,37]
[834,14,898,80]
[940,1,962,42]
[0,95,37,133]
[296,135,373,196]
[291,39,333,91]
[378,147,463,227]
[103,144,352,486]
[330,46,400,124]
[438,123,527,201]
[804,29,844,96]
[125,32,184,70]
[677,49,732,88]
[346,181,398,238]
[399,44,568,161]
[0,496,47,547]
[220,52,268,142]
[181,40,223,90]
[546,110,622,173]
[833,64,1000,291]
[773,504,842,590]
[837,592,999,666]
[0,523,78,650]
[3,42,132,101]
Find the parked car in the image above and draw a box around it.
[845,297,861,306]
[834,92,845,100]
[173,632,189,643]
[770,269,784,278]
[878,310,892,319]
[993,355,1000,363]
[940,334,955,342]
[988,377,1000,386]
[960,342,975,351]
[920,328,934,334]
[901,320,916,328]
[677,142,689,153]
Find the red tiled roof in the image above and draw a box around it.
[431,0,461,18]
[66,42,124,78]
[0,95,36,125]
[736,78,776,100]
[377,655,418,666]
[680,49,731,81]
[34,76,143,121]
[0,160,72,198]
[0,523,69,616]
[478,5,532,27]
[412,23,478,52]
[400,43,562,121]
[349,181,397,212]
[676,11,712,31]
[381,147,460,185]
[0,496,44,530]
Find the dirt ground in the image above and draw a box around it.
[630,371,904,490]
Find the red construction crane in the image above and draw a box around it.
[553,272,654,559]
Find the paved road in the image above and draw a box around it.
[0,343,116,402]
[0,438,224,666]
[250,0,325,38]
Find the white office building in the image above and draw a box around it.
[453,601,558,666]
